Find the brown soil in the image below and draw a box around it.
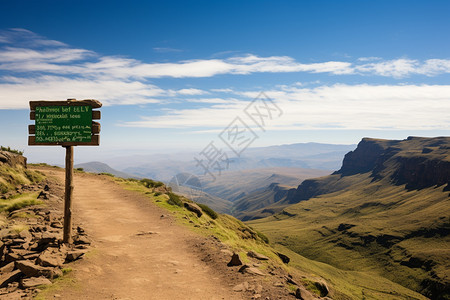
[35,168,298,300]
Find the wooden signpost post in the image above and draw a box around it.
[28,99,102,244]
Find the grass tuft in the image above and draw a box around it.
[197,203,218,219]
[98,172,115,177]
[140,178,164,188]
[167,192,183,206]
[0,146,23,155]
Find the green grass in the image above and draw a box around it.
[0,165,45,194]
[105,174,433,299]
[34,270,80,300]
[115,178,288,272]
[249,173,449,299]
[197,203,218,219]
[272,244,427,300]
[0,192,43,212]
[0,146,23,155]
[98,172,115,177]
[140,178,164,188]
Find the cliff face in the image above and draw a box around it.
[286,137,450,205]
[335,138,396,176]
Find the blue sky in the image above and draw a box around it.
[0,0,449,164]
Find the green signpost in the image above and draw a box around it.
[28,99,102,244]
[35,105,92,143]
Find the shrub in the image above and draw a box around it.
[0,146,23,155]
[197,203,218,219]
[140,178,164,188]
[167,192,183,206]
[98,172,114,177]
[154,191,162,196]
[76,167,84,172]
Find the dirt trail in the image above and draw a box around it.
[42,169,241,300]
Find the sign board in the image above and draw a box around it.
[28,99,102,244]
[35,105,92,143]
[28,99,101,146]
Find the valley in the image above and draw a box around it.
[249,137,450,299]
[12,137,448,299]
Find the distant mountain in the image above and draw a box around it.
[74,161,137,179]
[232,183,296,220]
[201,167,329,204]
[249,136,450,299]
[103,142,355,181]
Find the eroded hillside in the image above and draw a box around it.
[249,136,450,299]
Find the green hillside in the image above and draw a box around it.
[249,137,450,299]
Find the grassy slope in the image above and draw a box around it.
[232,184,294,220]
[113,176,427,300]
[250,178,449,293]
[201,167,329,203]
[249,137,450,299]
[0,164,44,194]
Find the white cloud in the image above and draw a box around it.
[186,98,239,104]
[176,88,209,95]
[0,76,164,109]
[1,28,450,111]
[357,57,382,62]
[1,29,450,82]
[122,84,450,131]
[210,88,234,93]
[355,59,418,78]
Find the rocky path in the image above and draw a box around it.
[41,169,241,300]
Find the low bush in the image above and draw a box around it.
[0,146,23,155]
[167,192,183,206]
[197,203,218,219]
[98,172,115,177]
[140,178,164,188]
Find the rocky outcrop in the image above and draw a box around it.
[335,138,396,176]
[0,151,26,168]
[285,137,450,205]
[183,202,203,217]
[0,177,90,298]
[392,156,450,190]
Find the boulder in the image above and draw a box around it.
[0,262,15,274]
[37,191,49,200]
[0,151,26,168]
[50,222,63,229]
[37,250,65,268]
[313,280,329,296]
[0,270,23,288]
[20,276,52,289]
[295,286,316,300]
[276,252,290,264]
[247,251,269,261]
[227,253,243,267]
[233,282,249,292]
[73,234,91,245]
[183,202,203,218]
[18,230,32,243]
[238,265,265,276]
[15,260,61,279]
[65,250,86,262]
[242,267,266,276]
